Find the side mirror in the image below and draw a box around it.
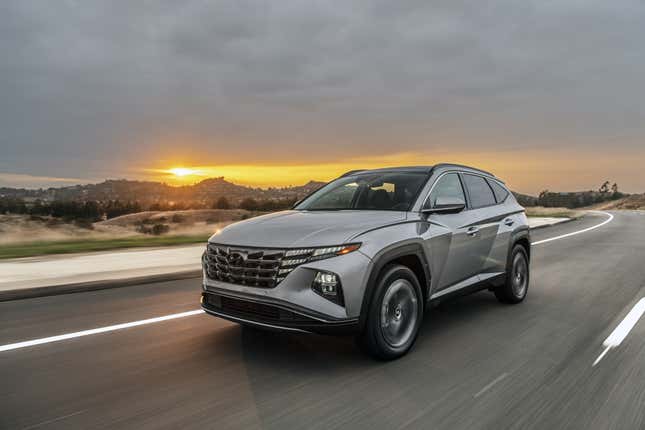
[421,196,466,215]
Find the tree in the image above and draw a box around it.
[239,198,258,211]
[214,196,230,209]
[611,183,619,194]
[599,181,610,193]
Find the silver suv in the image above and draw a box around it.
[201,164,530,359]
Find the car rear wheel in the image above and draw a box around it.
[357,264,424,360]
[494,244,530,304]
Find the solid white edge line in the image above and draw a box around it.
[0,309,204,353]
[593,298,645,367]
[531,211,614,245]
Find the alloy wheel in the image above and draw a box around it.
[380,279,419,348]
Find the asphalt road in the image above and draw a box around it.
[2,211,645,429]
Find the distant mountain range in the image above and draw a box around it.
[0,177,327,204]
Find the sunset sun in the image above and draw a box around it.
[169,167,196,177]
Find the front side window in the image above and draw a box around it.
[427,173,466,207]
[295,172,427,211]
[463,174,496,208]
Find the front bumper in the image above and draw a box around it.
[201,248,372,333]
[201,290,359,335]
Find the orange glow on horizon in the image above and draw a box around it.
[144,148,645,195]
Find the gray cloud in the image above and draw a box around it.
[1,0,645,185]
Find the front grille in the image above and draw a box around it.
[204,244,317,288]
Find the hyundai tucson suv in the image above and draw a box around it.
[201,164,530,359]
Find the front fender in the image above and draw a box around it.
[357,241,431,331]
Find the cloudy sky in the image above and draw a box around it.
[1,0,644,194]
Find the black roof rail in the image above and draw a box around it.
[340,169,367,177]
[432,163,495,177]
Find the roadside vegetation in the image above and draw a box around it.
[0,195,296,222]
[515,181,626,209]
[0,235,211,259]
[524,207,583,219]
[590,194,645,210]
[0,209,262,259]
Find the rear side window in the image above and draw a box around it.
[488,179,509,203]
[462,174,496,208]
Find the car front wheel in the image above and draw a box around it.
[357,264,424,360]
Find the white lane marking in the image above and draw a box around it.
[531,211,613,245]
[0,310,204,353]
[593,298,645,367]
[22,409,87,430]
[473,372,509,398]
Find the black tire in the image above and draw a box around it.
[494,244,530,304]
[357,264,424,360]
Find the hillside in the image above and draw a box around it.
[0,178,326,204]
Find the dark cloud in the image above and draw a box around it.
[1,0,644,185]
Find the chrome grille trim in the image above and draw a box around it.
[203,243,360,288]
[205,244,311,288]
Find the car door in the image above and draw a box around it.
[460,173,500,277]
[484,178,517,275]
[422,172,480,290]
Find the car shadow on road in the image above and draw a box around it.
[228,291,505,369]
[195,291,506,426]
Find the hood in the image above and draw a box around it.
[209,210,407,248]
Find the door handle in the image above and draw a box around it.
[467,226,480,236]
[504,218,514,226]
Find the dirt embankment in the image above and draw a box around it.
[588,194,645,210]
[0,209,260,245]
[98,209,253,227]
[524,207,583,218]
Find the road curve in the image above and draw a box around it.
[2,211,645,430]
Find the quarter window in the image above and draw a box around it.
[427,173,466,207]
[462,174,496,208]
[488,179,509,203]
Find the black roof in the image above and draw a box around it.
[341,164,494,178]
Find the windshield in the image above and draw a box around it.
[295,172,428,211]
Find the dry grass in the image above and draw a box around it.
[0,209,258,249]
[524,207,583,218]
[0,235,210,259]
[0,214,135,245]
[588,194,645,210]
[98,209,254,227]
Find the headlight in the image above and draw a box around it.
[278,243,361,281]
[281,243,360,265]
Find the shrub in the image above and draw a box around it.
[73,219,95,230]
[213,197,231,209]
[239,198,258,211]
[151,224,170,235]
